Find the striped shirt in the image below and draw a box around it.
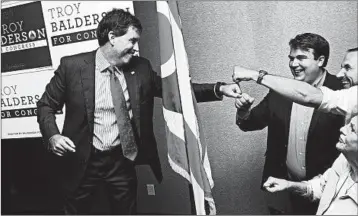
[92,49,132,151]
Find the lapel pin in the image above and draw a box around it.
[131,71,135,75]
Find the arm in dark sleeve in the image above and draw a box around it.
[237,92,271,131]
[192,83,221,102]
[37,57,67,144]
[149,59,221,102]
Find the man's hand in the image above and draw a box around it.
[232,66,259,83]
[49,134,76,156]
[219,83,242,98]
[235,93,254,111]
[263,176,290,193]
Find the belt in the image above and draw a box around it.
[91,144,122,155]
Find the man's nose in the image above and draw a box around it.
[340,125,347,135]
[336,69,345,78]
[290,59,299,67]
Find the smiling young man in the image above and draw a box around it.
[232,47,357,123]
[37,8,241,215]
[234,33,345,214]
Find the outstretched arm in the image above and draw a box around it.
[232,66,323,108]
[263,176,310,197]
[150,60,241,101]
[264,165,333,202]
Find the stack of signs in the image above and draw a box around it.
[1,1,134,139]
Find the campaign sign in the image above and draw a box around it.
[1,1,52,73]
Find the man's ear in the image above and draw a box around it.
[108,31,115,46]
[317,55,325,67]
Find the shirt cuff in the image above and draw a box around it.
[236,109,250,124]
[306,175,323,201]
[214,82,225,99]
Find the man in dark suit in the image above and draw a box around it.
[233,33,344,214]
[37,9,240,215]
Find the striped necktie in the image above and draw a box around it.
[108,66,137,161]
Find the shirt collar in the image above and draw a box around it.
[312,69,326,88]
[347,181,358,204]
[95,48,111,73]
[345,166,358,205]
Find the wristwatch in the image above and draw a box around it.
[257,70,268,84]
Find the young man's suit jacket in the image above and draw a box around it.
[237,72,344,184]
[37,50,221,194]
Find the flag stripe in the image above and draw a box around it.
[162,107,184,141]
[167,1,183,30]
[168,155,191,182]
[161,53,176,78]
[157,9,175,73]
[162,71,182,113]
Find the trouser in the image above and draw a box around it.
[64,145,137,215]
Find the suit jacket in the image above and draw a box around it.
[37,50,221,194]
[236,72,345,185]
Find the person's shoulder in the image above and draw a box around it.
[130,56,151,65]
[323,71,342,90]
[331,153,350,175]
[60,50,97,64]
[348,86,358,92]
[125,56,153,72]
[344,86,358,100]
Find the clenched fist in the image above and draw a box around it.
[49,134,76,156]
